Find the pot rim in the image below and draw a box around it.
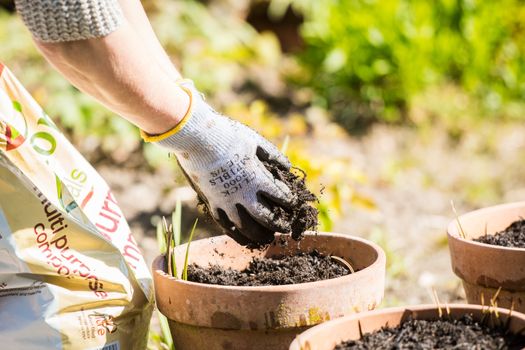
[290,303,525,348]
[152,231,386,292]
[447,201,525,252]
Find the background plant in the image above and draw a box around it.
[289,0,525,132]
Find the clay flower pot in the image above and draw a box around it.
[289,304,525,350]
[448,202,525,312]
[152,231,386,350]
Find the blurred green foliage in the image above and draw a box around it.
[3,0,525,141]
[290,0,525,131]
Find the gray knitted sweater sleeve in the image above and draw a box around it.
[15,0,124,42]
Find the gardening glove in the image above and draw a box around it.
[141,81,296,246]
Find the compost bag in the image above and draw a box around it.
[0,63,153,349]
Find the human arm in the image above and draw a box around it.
[15,0,297,246]
[15,0,188,134]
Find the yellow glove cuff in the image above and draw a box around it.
[140,83,194,143]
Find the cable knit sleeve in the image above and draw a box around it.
[14,0,124,42]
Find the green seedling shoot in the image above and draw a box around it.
[172,198,182,246]
[182,218,198,281]
[156,198,199,280]
[156,217,167,255]
[156,309,174,350]
[154,218,175,350]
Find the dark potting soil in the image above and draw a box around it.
[262,160,318,240]
[334,314,525,350]
[475,219,525,248]
[186,250,351,286]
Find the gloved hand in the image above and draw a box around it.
[142,81,296,246]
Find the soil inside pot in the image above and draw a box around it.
[474,219,525,248]
[186,250,351,286]
[334,314,525,350]
[262,160,318,240]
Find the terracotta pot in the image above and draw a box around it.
[289,304,525,350]
[448,202,525,312]
[152,231,386,350]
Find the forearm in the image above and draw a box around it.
[118,0,182,82]
[14,1,299,246]
[35,21,189,135]
[16,0,188,135]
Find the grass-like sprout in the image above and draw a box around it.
[281,134,290,154]
[450,200,467,239]
[154,199,199,350]
[163,217,177,278]
[431,288,443,318]
[172,199,182,246]
[490,287,503,319]
[445,302,451,318]
[156,216,167,255]
[169,198,183,278]
[156,198,199,280]
[155,214,177,350]
[155,309,174,350]
[182,218,198,281]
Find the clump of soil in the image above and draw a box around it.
[335,314,525,350]
[475,219,525,248]
[195,161,318,243]
[186,250,350,286]
[262,160,318,240]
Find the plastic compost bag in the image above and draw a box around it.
[0,63,153,350]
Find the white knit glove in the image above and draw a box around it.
[142,82,296,246]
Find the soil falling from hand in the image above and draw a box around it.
[196,161,318,243]
[262,161,318,240]
[335,314,525,350]
[475,219,525,248]
[186,250,350,286]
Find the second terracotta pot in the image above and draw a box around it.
[448,201,525,312]
[288,304,525,350]
[152,231,386,350]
